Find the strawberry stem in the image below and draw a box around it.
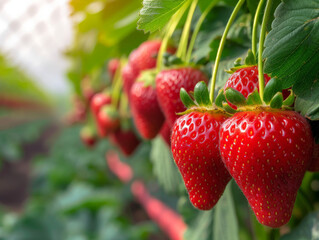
[209,0,245,102]
[176,0,198,61]
[111,60,124,109]
[119,92,129,117]
[185,1,216,63]
[252,0,266,58]
[156,2,190,73]
[258,0,272,103]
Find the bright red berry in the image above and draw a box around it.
[122,63,140,97]
[97,106,120,137]
[130,81,165,139]
[110,129,141,156]
[156,67,209,128]
[219,109,314,227]
[129,40,175,73]
[171,111,231,210]
[108,58,120,80]
[90,92,111,116]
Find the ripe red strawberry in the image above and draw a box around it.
[97,106,120,137]
[110,129,141,156]
[108,58,120,80]
[130,80,165,139]
[219,109,314,227]
[171,111,231,210]
[122,63,140,96]
[80,127,97,148]
[90,92,111,116]
[156,67,208,128]
[307,143,319,171]
[129,40,175,73]
[224,66,271,109]
[160,122,171,146]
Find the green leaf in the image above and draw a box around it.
[282,89,295,106]
[194,81,211,106]
[244,49,256,65]
[184,210,214,240]
[137,0,189,33]
[225,88,246,106]
[215,89,226,108]
[246,90,262,105]
[295,79,319,120]
[213,183,239,240]
[263,0,319,89]
[180,88,196,108]
[281,211,319,240]
[150,137,183,194]
[263,78,283,104]
[270,92,283,109]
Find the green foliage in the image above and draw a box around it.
[150,137,183,194]
[213,182,239,240]
[263,0,319,119]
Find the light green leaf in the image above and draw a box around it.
[184,210,214,240]
[263,0,319,89]
[213,182,239,240]
[137,0,189,33]
[150,137,183,194]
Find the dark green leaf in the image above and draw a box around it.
[225,88,246,106]
[213,183,239,240]
[180,88,196,108]
[246,90,262,105]
[263,78,283,104]
[295,79,319,120]
[137,0,189,33]
[263,0,319,89]
[270,92,283,109]
[194,81,211,106]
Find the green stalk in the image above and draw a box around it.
[156,2,190,73]
[176,0,198,61]
[185,1,217,63]
[258,0,272,103]
[252,0,266,58]
[209,0,245,102]
[111,60,124,108]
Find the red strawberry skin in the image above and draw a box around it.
[171,111,231,210]
[110,129,141,156]
[90,93,111,116]
[160,122,171,146]
[307,143,319,171]
[130,81,165,139]
[97,108,119,137]
[108,58,120,80]
[129,40,175,73]
[156,67,209,128]
[122,63,140,97]
[219,109,314,227]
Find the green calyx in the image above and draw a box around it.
[101,105,119,119]
[225,50,256,74]
[137,69,158,88]
[179,81,228,116]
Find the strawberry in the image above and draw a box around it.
[108,58,120,80]
[130,76,165,140]
[219,109,314,227]
[224,66,271,109]
[110,128,141,156]
[171,111,231,210]
[80,126,97,148]
[90,92,111,116]
[156,67,209,128]
[122,63,140,96]
[96,105,120,137]
[129,40,175,73]
[160,122,171,146]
